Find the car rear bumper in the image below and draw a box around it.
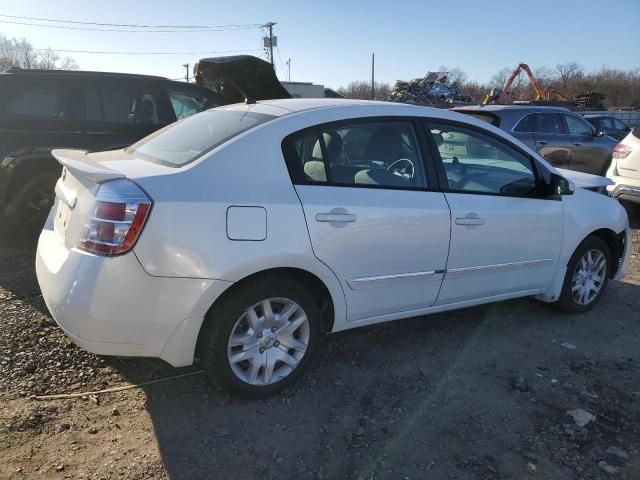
[35,222,231,367]
[607,175,640,205]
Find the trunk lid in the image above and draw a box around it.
[194,55,292,104]
[49,149,168,249]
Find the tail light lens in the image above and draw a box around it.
[612,143,632,159]
[78,179,152,255]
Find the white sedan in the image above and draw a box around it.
[36,99,631,398]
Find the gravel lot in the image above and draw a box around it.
[1,214,639,480]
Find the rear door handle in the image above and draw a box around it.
[537,140,547,145]
[316,213,356,223]
[573,142,582,147]
[455,217,485,226]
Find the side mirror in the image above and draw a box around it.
[549,173,575,196]
[594,129,604,137]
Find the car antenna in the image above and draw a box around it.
[223,76,256,104]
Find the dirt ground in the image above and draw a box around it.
[1,213,639,480]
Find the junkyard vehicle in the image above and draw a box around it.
[606,126,640,205]
[583,115,631,142]
[455,105,618,175]
[481,63,569,105]
[36,99,630,398]
[0,68,224,236]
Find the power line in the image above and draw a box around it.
[33,47,263,56]
[0,19,261,33]
[0,13,264,30]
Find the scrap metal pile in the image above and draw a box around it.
[573,91,606,109]
[386,71,473,106]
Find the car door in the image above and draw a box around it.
[564,113,611,175]
[81,77,175,151]
[533,112,572,169]
[282,118,451,322]
[425,121,563,305]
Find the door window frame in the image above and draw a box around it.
[419,118,553,200]
[281,116,441,192]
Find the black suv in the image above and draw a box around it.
[0,69,224,235]
[454,105,617,176]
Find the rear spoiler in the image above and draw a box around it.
[52,149,125,183]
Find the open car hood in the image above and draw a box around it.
[557,168,614,189]
[194,55,291,104]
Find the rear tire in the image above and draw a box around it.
[200,275,321,399]
[556,236,611,313]
[13,172,59,239]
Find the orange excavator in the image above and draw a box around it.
[483,63,569,104]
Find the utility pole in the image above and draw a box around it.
[371,53,375,100]
[264,21,276,67]
[183,63,189,83]
[286,58,291,81]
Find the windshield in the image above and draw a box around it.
[127,109,275,167]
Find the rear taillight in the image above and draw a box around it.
[612,143,632,159]
[78,179,152,255]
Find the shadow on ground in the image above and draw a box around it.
[121,281,640,480]
[1,211,639,479]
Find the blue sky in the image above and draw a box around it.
[1,0,639,89]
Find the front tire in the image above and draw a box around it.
[200,275,321,398]
[556,236,611,313]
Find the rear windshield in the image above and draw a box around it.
[127,109,275,166]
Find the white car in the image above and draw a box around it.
[36,99,631,398]
[607,126,640,206]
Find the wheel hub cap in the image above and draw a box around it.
[227,297,310,386]
[571,249,606,306]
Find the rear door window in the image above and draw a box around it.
[0,76,81,130]
[283,120,427,189]
[535,113,565,134]
[83,78,172,126]
[613,118,627,130]
[513,113,536,133]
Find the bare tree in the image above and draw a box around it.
[338,80,391,100]
[438,66,468,85]
[555,62,583,90]
[0,34,78,71]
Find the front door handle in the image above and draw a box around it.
[537,140,548,145]
[573,142,582,147]
[455,217,485,226]
[316,213,356,223]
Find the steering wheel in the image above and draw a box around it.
[387,158,415,179]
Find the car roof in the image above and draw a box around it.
[1,68,168,81]
[454,104,572,114]
[220,98,437,117]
